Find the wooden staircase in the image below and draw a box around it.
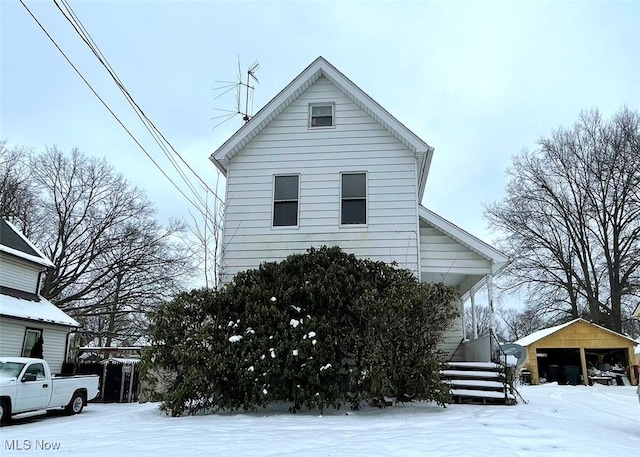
[442,361,517,405]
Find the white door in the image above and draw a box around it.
[13,362,50,413]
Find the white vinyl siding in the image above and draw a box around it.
[420,225,493,277]
[441,313,465,359]
[221,76,419,282]
[0,254,41,294]
[0,317,70,374]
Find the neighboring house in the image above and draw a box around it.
[210,56,508,361]
[0,219,78,373]
[514,318,638,386]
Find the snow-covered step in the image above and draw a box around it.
[447,379,505,389]
[441,369,503,379]
[446,362,503,370]
[442,359,516,405]
[451,389,516,400]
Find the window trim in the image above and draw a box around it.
[308,103,335,129]
[272,174,300,228]
[340,172,367,226]
[22,328,42,357]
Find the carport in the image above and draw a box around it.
[514,318,638,386]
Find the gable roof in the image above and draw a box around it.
[210,56,435,201]
[514,318,638,347]
[0,219,54,268]
[419,205,509,275]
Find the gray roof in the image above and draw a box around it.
[0,219,54,267]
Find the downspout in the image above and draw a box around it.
[414,151,423,281]
[36,267,47,295]
[218,160,231,287]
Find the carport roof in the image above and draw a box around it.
[514,318,638,347]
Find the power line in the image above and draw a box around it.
[19,0,224,234]
[54,0,202,204]
[54,0,225,210]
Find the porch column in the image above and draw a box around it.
[486,274,496,337]
[461,297,467,340]
[486,274,499,362]
[470,291,478,339]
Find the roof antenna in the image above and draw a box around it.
[211,57,259,129]
[241,60,259,123]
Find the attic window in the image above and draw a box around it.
[309,104,334,128]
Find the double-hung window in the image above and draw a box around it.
[309,103,334,128]
[273,175,299,227]
[341,172,367,225]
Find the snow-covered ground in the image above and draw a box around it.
[3,384,639,456]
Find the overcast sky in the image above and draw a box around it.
[2,0,639,245]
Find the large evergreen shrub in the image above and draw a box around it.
[144,246,459,416]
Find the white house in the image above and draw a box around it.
[210,57,508,361]
[0,219,78,373]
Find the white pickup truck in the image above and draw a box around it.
[0,357,99,424]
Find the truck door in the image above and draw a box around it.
[13,362,50,413]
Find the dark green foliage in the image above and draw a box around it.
[144,246,459,416]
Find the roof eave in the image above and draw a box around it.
[515,318,638,346]
[418,146,435,202]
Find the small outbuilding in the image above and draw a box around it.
[514,318,638,386]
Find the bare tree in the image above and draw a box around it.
[16,146,196,345]
[500,305,549,342]
[464,304,494,338]
[70,218,193,346]
[0,141,38,234]
[485,108,640,332]
[183,181,225,289]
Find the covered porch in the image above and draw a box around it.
[419,206,509,363]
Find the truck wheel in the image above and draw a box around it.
[65,392,85,415]
[0,399,9,425]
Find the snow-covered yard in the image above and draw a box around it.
[3,384,639,456]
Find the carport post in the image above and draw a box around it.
[579,348,588,386]
[628,347,637,385]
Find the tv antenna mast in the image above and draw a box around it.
[212,58,260,129]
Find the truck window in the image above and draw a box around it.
[25,363,46,380]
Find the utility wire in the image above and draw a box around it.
[18,0,217,227]
[54,0,225,211]
[56,0,219,203]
